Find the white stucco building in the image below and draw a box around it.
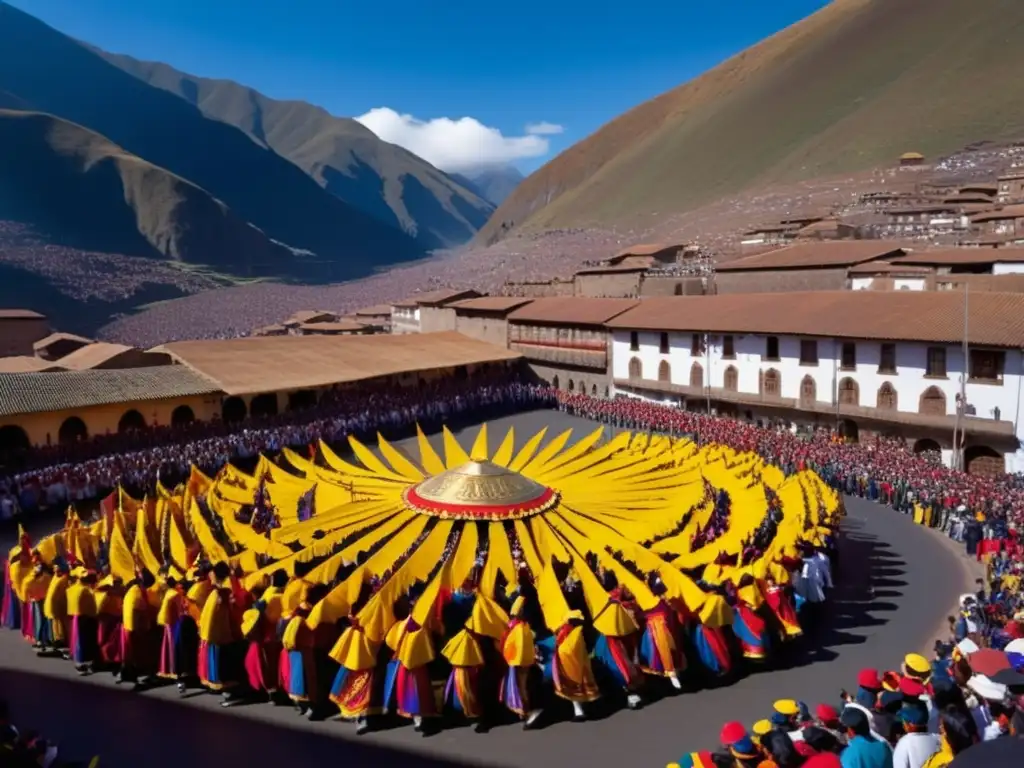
[605,291,1024,475]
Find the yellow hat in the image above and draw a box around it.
[773,699,799,717]
[752,719,773,737]
[904,653,931,677]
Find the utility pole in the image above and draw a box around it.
[704,332,712,414]
[952,283,969,470]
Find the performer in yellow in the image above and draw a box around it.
[67,568,98,674]
[23,556,52,651]
[540,609,600,722]
[156,576,188,692]
[328,617,385,734]
[119,571,157,687]
[500,595,544,729]
[197,562,238,702]
[41,559,71,658]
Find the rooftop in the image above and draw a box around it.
[846,261,933,275]
[0,366,221,417]
[716,242,906,272]
[972,204,1024,222]
[448,296,535,314]
[607,291,1024,348]
[352,304,394,317]
[508,297,639,326]
[0,357,66,374]
[612,242,685,259]
[296,320,367,333]
[55,342,171,371]
[890,248,1024,266]
[392,289,483,308]
[32,332,91,353]
[157,331,521,396]
[0,309,45,320]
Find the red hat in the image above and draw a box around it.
[882,671,902,692]
[815,703,840,723]
[720,721,748,746]
[857,668,882,691]
[899,678,926,698]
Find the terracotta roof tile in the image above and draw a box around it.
[0,366,221,417]
[607,292,1024,348]
[892,248,1024,266]
[0,309,45,319]
[449,297,535,313]
[971,204,1024,223]
[392,289,483,308]
[32,332,92,353]
[716,242,906,271]
[296,320,367,333]
[0,356,65,373]
[508,297,638,326]
[846,261,932,275]
[158,331,520,396]
[613,243,685,259]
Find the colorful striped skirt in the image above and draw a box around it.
[69,615,97,666]
[329,667,382,719]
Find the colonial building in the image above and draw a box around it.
[715,242,908,293]
[448,296,534,347]
[606,291,1024,475]
[971,205,1024,239]
[997,171,1024,203]
[506,298,637,396]
[390,289,482,334]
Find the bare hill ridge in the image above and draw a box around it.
[480,0,1024,242]
[0,1,422,279]
[95,50,495,249]
[0,109,298,271]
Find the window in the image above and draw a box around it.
[926,347,947,378]
[840,342,857,370]
[691,333,702,356]
[877,383,897,410]
[628,357,642,379]
[919,386,946,416]
[969,350,1005,382]
[723,366,738,391]
[629,332,639,352]
[689,362,703,389]
[658,360,671,382]
[799,375,816,408]
[879,343,897,373]
[659,332,670,355]
[800,339,818,366]
[761,369,781,397]
[722,335,735,359]
[838,378,860,406]
[765,336,780,361]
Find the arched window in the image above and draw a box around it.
[658,360,672,382]
[799,375,816,408]
[913,438,941,454]
[723,365,738,392]
[552,375,560,390]
[58,416,88,445]
[222,396,247,423]
[171,405,195,426]
[876,382,897,410]
[568,379,575,392]
[591,384,598,396]
[0,425,30,467]
[689,362,703,389]
[628,357,642,379]
[964,445,1004,477]
[118,409,147,433]
[761,369,781,397]
[919,386,946,416]
[838,377,859,407]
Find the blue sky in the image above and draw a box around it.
[8,0,831,173]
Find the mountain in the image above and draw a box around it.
[0,109,298,271]
[0,1,422,280]
[452,166,524,206]
[95,50,495,249]
[479,0,1024,243]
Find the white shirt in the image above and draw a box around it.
[800,558,827,603]
[814,552,834,589]
[892,732,941,768]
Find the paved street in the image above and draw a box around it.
[0,413,976,767]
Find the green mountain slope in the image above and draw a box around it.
[480,0,1024,242]
[0,109,298,272]
[96,50,495,249]
[0,1,422,280]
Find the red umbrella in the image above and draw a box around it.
[968,649,1011,677]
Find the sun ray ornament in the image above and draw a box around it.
[14,421,842,730]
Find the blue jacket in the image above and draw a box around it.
[841,735,893,768]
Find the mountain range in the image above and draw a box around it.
[0,0,504,293]
[480,0,1024,243]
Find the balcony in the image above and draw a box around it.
[510,341,607,369]
[613,377,1016,440]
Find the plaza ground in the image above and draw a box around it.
[0,411,976,768]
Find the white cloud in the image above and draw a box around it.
[525,121,564,136]
[355,107,560,172]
